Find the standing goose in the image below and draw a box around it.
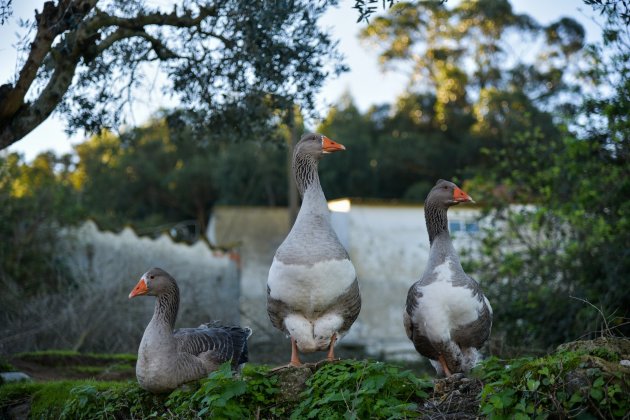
[129,267,251,392]
[404,179,492,376]
[267,133,361,366]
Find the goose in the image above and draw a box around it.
[267,133,361,366]
[129,267,251,392]
[404,179,492,377]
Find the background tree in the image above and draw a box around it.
[0,0,344,149]
[0,151,79,314]
[69,109,295,237]
[462,0,630,351]
[360,0,584,186]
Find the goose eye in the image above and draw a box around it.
[150,275,155,279]
[443,186,448,189]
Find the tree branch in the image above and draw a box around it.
[0,0,97,121]
[0,2,223,149]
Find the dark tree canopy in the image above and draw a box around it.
[0,0,344,149]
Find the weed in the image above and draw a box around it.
[291,359,433,419]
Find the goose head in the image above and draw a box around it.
[427,179,474,209]
[128,267,176,298]
[295,133,345,159]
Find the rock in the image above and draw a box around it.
[0,372,32,383]
[270,364,314,403]
[556,336,630,360]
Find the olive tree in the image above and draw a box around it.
[0,0,344,149]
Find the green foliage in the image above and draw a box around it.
[59,382,164,420]
[0,380,153,419]
[291,360,432,419]
[0,152,80,316]
[2,353,628,419]
[0,361,434,419]
[0,356,15,373]
[71,110,291,237]
[475,347,630,419]
[165,363,299,418]
[459,0,630,350]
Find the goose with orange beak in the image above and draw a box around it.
[404,179,492,377]
[129,268,251,392]
[267,133,361,367]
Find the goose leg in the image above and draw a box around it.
[290,337,302,366]
[326,333,337,361]
[438,354,452,377]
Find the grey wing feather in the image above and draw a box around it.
[174,325,251,367]
[337,278,361,333]
[267,285,290,333]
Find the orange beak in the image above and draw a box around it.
[129,277,149,299]
[453,186,474,203]
[322,136,346,153]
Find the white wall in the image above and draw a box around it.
[1,221,240,355]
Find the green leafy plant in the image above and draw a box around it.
[291,360,433,419]
[165,363,281,419]
[476,346,630,419]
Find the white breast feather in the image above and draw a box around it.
[414,258,483,342]
[268,258,356,313]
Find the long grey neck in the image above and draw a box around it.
[293,153,321,198]
[425,201,449,245]
[151,283,179,330]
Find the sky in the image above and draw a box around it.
[0,0,604,161]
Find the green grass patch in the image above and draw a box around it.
[71,363,134,375]
[15,350,137,364]
[0,357,15,373]
[1,380,168,419]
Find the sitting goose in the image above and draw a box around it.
[129,267,251,392]
[267,133,361,366]
[404,179,492,377]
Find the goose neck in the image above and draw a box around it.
[293,153,320,198]
[425,201,449,245]
[151,284,179,330]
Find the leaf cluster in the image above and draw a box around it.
[476,348,630,419]
[0,361,434,419]
[291,360,433,419]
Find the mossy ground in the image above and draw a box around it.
[4,350,136,382]
[1,338,628,419]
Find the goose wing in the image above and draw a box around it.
[174,327,232,360]
[404,282,440,360]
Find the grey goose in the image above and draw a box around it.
[129,267,251,392]
[404,180,492,376]
[267,133,361,366]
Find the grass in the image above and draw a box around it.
[15,350,137,364]
[0,380,135,419]
[0,357,15,373]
